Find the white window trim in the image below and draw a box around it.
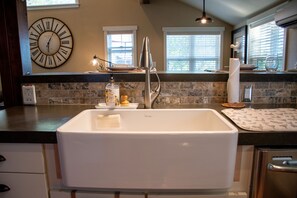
[162,27,225,71]
[102,26,138,66]
[102,26,138,32]
[162,27,225,33]
[27,0,79,10]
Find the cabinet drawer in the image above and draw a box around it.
[0,143,45,173]
[0,172,48,198]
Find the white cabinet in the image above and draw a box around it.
[0,172,48,198]
[75,192,114,198]
[49,190,74,198]
[0,143,48,198]
[0,143,45,173]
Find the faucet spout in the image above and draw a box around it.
[139,37,161,109]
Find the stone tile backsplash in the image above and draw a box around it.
[31,81,297,105]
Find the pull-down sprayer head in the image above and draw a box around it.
[139,37,153,69]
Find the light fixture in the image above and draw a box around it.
[92,55,113,66]
[92,55,114,72]
[195,0,213,24]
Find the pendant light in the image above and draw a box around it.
[195,0,213,24]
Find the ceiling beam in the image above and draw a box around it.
[140,0,150,4]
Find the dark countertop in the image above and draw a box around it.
[0,104,297,146]
[0,105,91,143]
[22,72,297,83]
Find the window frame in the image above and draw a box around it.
[246,4,287,71]
[247,15,287,71]
[26,0,79,10]
[231,26,247,64]
[162,27,225,72]
[102,26,138,66]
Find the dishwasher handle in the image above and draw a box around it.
[267,161,297,173]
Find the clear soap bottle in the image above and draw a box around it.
[105,75,120,106]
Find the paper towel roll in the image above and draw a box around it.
[227,58,240,103]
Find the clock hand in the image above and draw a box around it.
[46,32,55,53]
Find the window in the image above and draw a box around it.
[232,26,247,64]
[248,17,285,71]
[103,26,137,66]
[163,27,224,72]
[27,0,79,10]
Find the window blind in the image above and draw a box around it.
[106,33,134,65]
[164,28,223,72]
[248,20,284,70]
[103,26,137,66]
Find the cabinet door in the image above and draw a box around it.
[0,143,45,173]
[50,189,73,198]
[0,172,48,198]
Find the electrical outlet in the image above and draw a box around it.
[22,85,37,105]
[243,85,252,102]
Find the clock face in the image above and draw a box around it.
[28,17,73,68]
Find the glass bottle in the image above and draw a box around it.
[105,75,120,106]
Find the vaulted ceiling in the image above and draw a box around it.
[179,0,288,25]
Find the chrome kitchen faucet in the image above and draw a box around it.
[139,37,161,109]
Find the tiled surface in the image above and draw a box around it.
[31,82,297,105]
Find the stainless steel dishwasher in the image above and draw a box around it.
[250,148,297,198]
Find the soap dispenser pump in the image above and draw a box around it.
[105,75,120,106]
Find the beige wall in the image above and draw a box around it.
[27,0,233,73]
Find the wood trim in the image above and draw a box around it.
[234,146,242,181]
[71,190,76,198]
[16,0,32,75]
[53,144,62,179]
[0,0,29,107]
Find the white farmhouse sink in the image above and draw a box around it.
[57,109,238,192]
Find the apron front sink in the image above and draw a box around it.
[57,109,238,192]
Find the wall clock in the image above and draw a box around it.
[28,17,73,68]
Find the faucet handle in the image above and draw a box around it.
[150,61,157,72]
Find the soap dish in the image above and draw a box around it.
[95,103,139,109]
